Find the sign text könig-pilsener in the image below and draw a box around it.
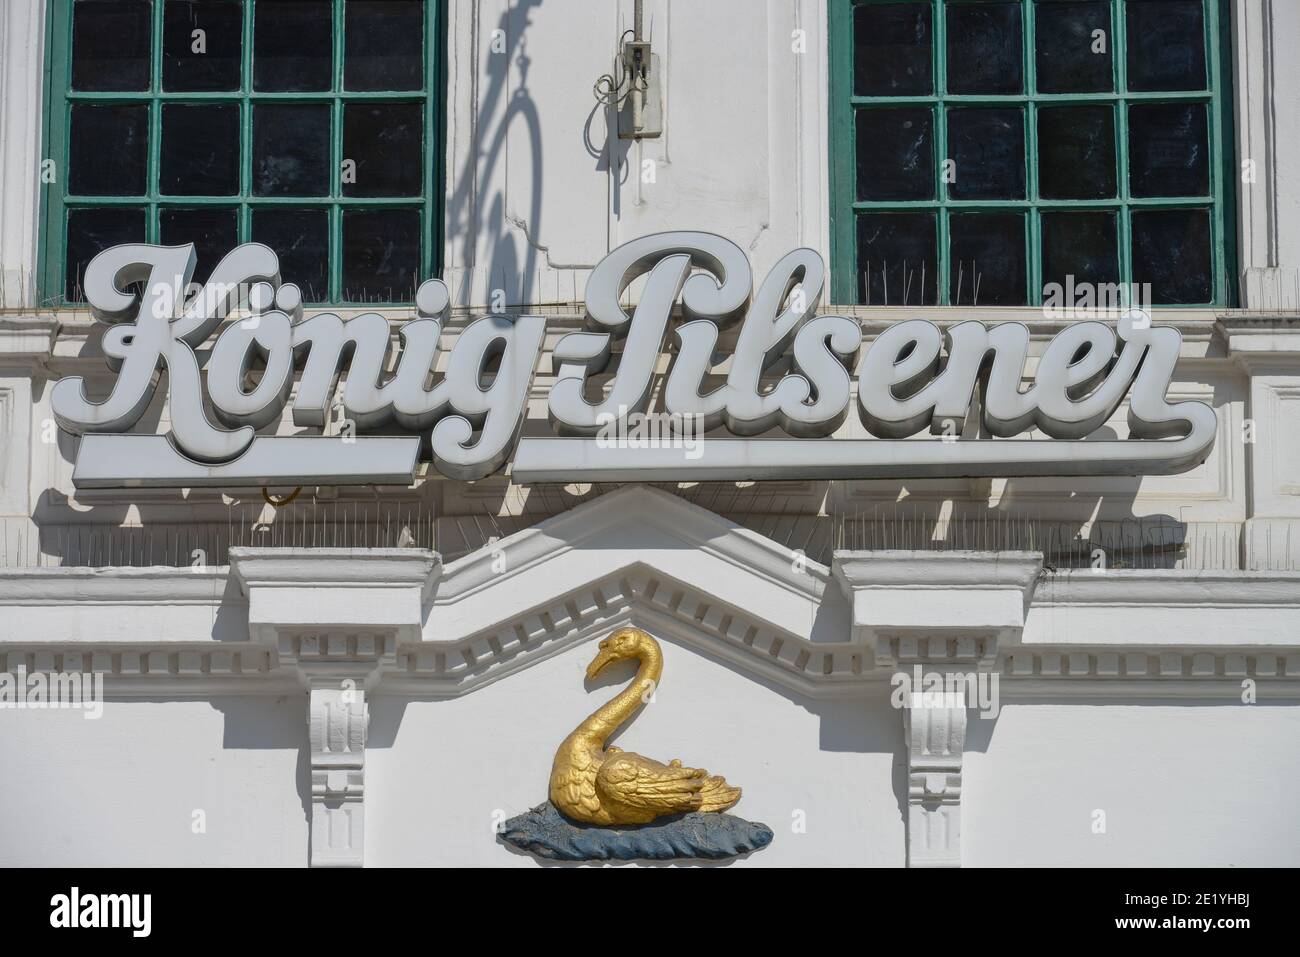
[53,231,1217,488]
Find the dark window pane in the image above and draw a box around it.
[161,103,240,195]
[853,3,932,96]
[254,0,332,91]
[163,0,242,91]
[1132,208,1212,304]
[1035,1,1113,93]
[855,213,937,306]
[1038,105,1116,199]
[253,104,331,196]
[946,2,1022,94]
[1040,212,1120,299]
[159,207,238,285]
[252,208,330,302]
[342,209,421,302]
[343,103,424,197]
[66,207,147,301]
[947,108,1024,200]
[949,212,1026,306]
[1129,102,1209,197]
[70,104,149,196]
[345,0,425,91]
[856,108,934,201]
[72,0,152,91]
[1126,0,1206,92]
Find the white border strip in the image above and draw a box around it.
[510,434,1216,482]
[72,435,422,488]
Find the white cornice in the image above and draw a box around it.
[3,488,1300,698]
[1034,568,1300,607]
[1218,315,1300,368]
[0,316,58,368]
[228,546,440,647]
[834,550,1043,668]
[0,566,229,604]
[229,547,440,597]
[832,550,1042,593]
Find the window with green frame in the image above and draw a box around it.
[828,0,1236,307]
[41,0,443,307]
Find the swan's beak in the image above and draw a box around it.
[586,647,616,680]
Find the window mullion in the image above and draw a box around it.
[935,0,948,306]
[1024,0,1040,306]
[42,1,73,304]
[423,1,437,282]
[1207,0,1229,306]
[1115,0,1133,296]
[146,0,164,244]
[331,0,345,303]
[240,0,255,246]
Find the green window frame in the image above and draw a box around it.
[40,0,445,307]
[829,0,1237,307]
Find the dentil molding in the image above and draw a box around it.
[4,487,1300,869]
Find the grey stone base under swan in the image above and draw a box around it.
[498,801,774,862]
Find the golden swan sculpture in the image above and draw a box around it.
[549,628,742,825]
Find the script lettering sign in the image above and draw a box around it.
[53,231,1216,488]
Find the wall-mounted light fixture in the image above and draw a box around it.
[594,0,662,139]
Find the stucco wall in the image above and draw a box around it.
[5,680,1298,867]
[0,697,307,867]
[443,0,828,308]
[964,701,1300,867]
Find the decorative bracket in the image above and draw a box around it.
[833,550,1042,867]
[308,680,368,867]
[229,547,441,867]
[902,691,966,868]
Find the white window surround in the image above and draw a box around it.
[0,0,46,308]
[1232,0,1300,303]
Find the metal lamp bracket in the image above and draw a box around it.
[619,41,662,139]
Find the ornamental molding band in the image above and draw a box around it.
[53,232,1217,489]
[5,487,1300,867]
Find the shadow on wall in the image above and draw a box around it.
[445,0,546,308]
[23,467,1188,571]
[211,695,314,864]
[446,465,1187,572]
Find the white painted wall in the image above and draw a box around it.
[0,649,901,869]
[6,681,1297,867]
[442,0,828,308]
[964,702,1300,866]
[0,697,307,867]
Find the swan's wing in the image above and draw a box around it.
[551,747,603,819]
[596,754,706,813]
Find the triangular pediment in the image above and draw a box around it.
[407,486,863,697]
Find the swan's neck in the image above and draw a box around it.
[575,646,663,746]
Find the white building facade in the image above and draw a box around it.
[2,0,1300,867]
